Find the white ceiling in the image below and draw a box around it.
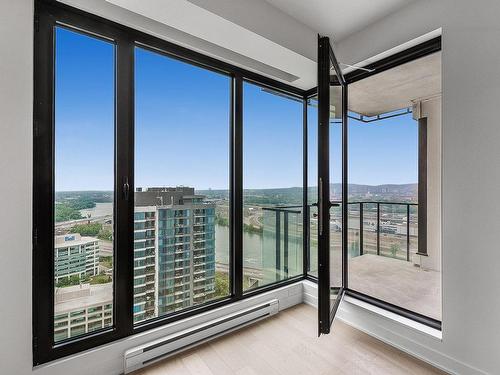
[100,0,317,89]
[63,0,422,90]
[264,0,416,43]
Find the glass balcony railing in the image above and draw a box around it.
[307,200,418,278]
[344,201,418,262]
[259,206,304,286]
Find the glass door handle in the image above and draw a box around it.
[123,176,130,201]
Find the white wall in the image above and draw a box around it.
[335,0,500,374]
[185,0,316,61]
[0,0,33,374]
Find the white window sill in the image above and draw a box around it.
[341,294,442,340]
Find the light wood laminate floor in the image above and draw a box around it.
[133,303,446,375]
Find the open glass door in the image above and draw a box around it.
[317,36,348,335]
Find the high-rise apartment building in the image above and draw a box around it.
[54,233,100,283]
[133,187,216,323]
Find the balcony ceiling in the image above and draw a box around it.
[348,51,441,117]
[263,0,417,43]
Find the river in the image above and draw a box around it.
[215,224,262,268]
[80,203,263,268]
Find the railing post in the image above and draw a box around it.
[359,202,363,256]
[275,211,281,282]
[376,203,380,255]
[406,204,410,261]
[283,211,289,278]
[306,205,310,273]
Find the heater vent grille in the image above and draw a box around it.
[124,299,279,373]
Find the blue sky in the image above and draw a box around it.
[135,47,231,190]
[55,27,115,191]
[349,113,417,185]
[55,27,417,192]
[243,82,303,189]
[308,107,417,187]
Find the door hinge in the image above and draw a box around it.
[34,119,39,138]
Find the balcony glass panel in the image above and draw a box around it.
[307,96,318,278]
[243,82,303,291]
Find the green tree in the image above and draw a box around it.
[70,222,102,237]
[99,256,113,269]
[390,243,400,258]
[98,228,113,241]
[215,214,229,227]
[90,274,112,285]
[243,223,262,234]
[215,272,230,298]
[56,274,86,288]
[55,203,83,222]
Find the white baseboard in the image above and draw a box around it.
[302,279,318,308]
[301,280,487,375]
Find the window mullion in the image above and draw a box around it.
[114,34,135,337]
[232,74,243,299]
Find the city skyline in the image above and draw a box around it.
[54,181,418,193]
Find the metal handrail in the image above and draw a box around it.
[258,200,417,281]
[323,200,417,261]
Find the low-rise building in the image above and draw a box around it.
[54,233,100,283]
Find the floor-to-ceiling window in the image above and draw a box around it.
[134,47,231,324]
[33,2,307,364]
[242,82,304,291]
[346,50,442,323]
[53,27,115,343]
[306,96,318,278]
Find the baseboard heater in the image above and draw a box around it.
[124,299,279,373]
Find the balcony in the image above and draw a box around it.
[343,202,440,321]
[254,202,440,322]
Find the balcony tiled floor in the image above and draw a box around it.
[133,303,445,375]
[349,254,441,321]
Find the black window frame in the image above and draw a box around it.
[307,35,442,331]
[240,79,306,294]
[33,0,309,365]
[343,35,442,331]
[33,0,441,366]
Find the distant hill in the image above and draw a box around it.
[198,183,417,205]
[332,183,417,203]
[333,183,417,195]
[54,185,417,207]
[198,184,416,194]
